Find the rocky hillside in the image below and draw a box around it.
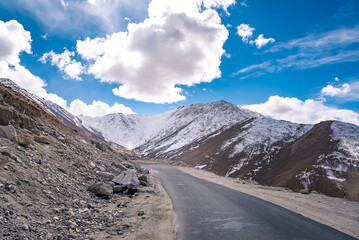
[0,78,105,142]
[0,81,157,239]
[81,101,359,201]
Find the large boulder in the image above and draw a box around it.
[0,125,16,140]
[88,182,113,199]
[112,169,139,189]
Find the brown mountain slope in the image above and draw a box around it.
[258,121,359,201]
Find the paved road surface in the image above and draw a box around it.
[150,166,357,240]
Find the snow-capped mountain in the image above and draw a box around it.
[80,100,251,150]
[81,100,359,200]
[0,78,103,140]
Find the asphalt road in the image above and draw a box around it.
[150,165,357,240]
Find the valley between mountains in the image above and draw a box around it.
[0,78,358,239]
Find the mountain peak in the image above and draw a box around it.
[80,99,253,149]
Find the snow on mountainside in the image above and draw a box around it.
[80,101,251,150]
[0,78,103,140]
[222,118,312,176]
[331,121,359,161]
[311,121,359,183]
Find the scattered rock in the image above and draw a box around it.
[5,183,16,193]
[58,167,67,174]
[21,224,29,231]
[88,182,113,199]
[125,188,138,195]
[113,185,127,193]
[300,189,310,194]
[140,180,148,186]
[33,158,42,164]
[138,175,148,182]
[15,135,33,148]
[95,171,115,181]
[87,203,95,209]
[0,125,16,140]
[123,162,134,169]
[58,136,66,142]
[136,165,149,174]
[137,211,145,216]
[60,234,77,240]
[34,135,52,144]
[94,141,107,152]
[0,80,152,240]
[111,162,127,171]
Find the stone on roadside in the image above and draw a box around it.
[139,175,149,186]
[113,185,127,193]
[88,182,113,199]
[112,169,139,189]
[135,165,149,174]
[138,175,148,182]
[125,188,137,195]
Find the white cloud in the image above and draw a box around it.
[77,0,234,104]
[59,0,68,8]
[0,20,71,109]
[0,20,32,66]
[240,1,248,7]
[0,0,150,36]
[243,95,359,126]
[40,49,84,80]
[236,24,274,48]
[321,83,351,97]
[41,33,48,40]
[224,51,231,58]
[236,23,255,43]
[0,20,134,118]
[335,77,339,82]
[236,27,359,78]
[68,99,135,117]
[250,34,275,49]
[320,81,359,101]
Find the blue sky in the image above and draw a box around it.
[0,0,358,125]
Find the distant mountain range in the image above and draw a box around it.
[1,78,358,201]
[80,99,359,201]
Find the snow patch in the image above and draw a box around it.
[195,164,207,169]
